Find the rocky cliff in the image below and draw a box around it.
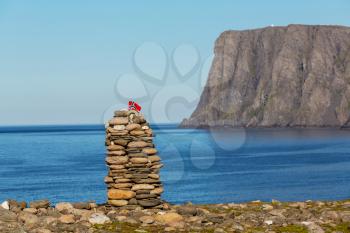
[181,25,350,128]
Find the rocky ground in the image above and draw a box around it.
[1,199,350,233]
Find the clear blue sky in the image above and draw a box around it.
[0,0,349,125]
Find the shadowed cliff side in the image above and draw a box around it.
[181,24,350,128]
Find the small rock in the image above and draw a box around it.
[269,209,285,217]
[164,226,176,232]
[128,198,138,205]
[262,204,274,211]
[128,141,148,148]
[148,174,160,179]
[271,199,281,204]
[23,208,38,214]
[114,110,128,117]
[0,208,17,222]
[113,125,126,130]
[124,217,139,224]
[108,189,136,199]
[131,184,155,191]
[142,148,157,155]
[104,176,114,183]
[59,214,75,224]
[320,210,339,221]
[72,202,91,210]
[289,202,307,208]
[207,215,224,224]
[109,117,129,125]
[214,228,226,233]
[301,221,324,233]
[35,228,53,233]
[42,216,57,225]
[264,220,273,225]
[126,123,141,131]
[89,202,98,209]
[0,201,9,210]
[342,201,350,208]
[30,199,50,209]
[155,212,184,225]
[18,211,39,225]
[232,224,244,231]
[105,156,128,165]
[339,211,350,222]
[148,155,161,162]
[138,199,161,207]
[107,144,125,151]
[108,200,128,207]
[89,213,111,225]
[114,139,129,146]
[139,215,155,224]
[116,215,127,222]
[130,157,148,164]
[177,206,198,216]
[150,187,164,195]
[55,202,74,212]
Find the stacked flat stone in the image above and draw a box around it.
[104,110,164,209]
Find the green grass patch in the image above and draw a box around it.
[274,225,308,233]
[323,223,350,233]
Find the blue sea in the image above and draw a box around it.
[0,124,350,205]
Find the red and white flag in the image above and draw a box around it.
[128,101,141,112]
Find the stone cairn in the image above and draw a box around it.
[104,109,163,209]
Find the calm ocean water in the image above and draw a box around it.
[0,124,349,204]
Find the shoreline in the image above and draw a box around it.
[179,124,350,130]
[1,198,350,232]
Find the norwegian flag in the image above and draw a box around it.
[128,101,141,112]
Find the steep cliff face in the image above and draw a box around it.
[181,25,350,128]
